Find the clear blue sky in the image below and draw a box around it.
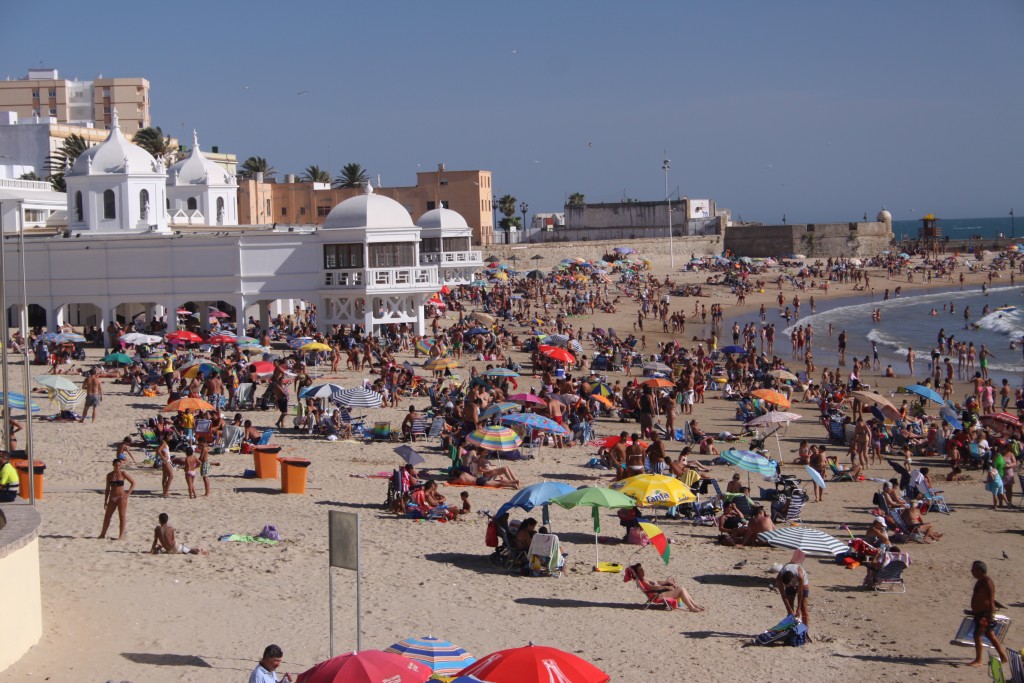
[3,0,1021,223]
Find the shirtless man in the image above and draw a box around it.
[81,370,102,422]
[150,512,207,555]
[968,560,1008,667]
[546,394,564,426]
[609,431,630,479]
[737,506,775,546]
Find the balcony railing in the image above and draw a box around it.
[419,250,483,265]
[323,266,439,289]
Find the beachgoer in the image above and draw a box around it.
[630,563,705,612]
[157,436,173,497]
[776,562,811,625]
[0,451,19,501]
[249,644,293,683]
[81,370,102,422]
[967,560,1008,667]
[150,512,207,555]
[99,458,136,540]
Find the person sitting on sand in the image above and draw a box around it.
[515,517,538,550]
[736,506,775,547]
[471,450,520,489]
[628,563,706,612]
[726,472,743,493]
[150,512,207,555]
[717,500,744,533]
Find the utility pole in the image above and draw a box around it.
[663,152,674,269]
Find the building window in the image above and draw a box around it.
[32,90,39,99]
[103,106,111,114]
[443,237,470,252]
[281,207,288,217]
[368,243,414,268]
[48,89,56,98]
[422,238,442,253]
[440,180,448,186]
[74,192,83,222]
[139,189,149,220]
[265,199,271,217]
[103,88,110,97]
[317,205,331,217]
[323,244,364,269]
[216,197,225,225]
[49,108,57,116]
[103,189,116,219]
[187,197,198,211]
[299,206,306,216]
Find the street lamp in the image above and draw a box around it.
[662,153,674,269]
[491,194,498,244]
[1012,209,1016,239]
[520,201,528,242]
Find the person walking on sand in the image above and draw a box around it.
[99,458,136,540]
[967,560,1008,667]
[80,370,102,422]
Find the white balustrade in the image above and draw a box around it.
[419,250,483,265]
[323,266,438,289]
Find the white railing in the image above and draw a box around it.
[0,178,52,191]
[420,250,483,265]
[323,266,439,289]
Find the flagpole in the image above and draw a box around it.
[17,202,34,504]
[356,513,362,652]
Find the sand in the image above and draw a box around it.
[3,249,1021,683]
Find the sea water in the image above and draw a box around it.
[729,284,1024,385]
[891,216,1020,243]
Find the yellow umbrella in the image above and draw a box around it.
[491,271,509,281]
[300,342,332,352]
[611,474,696,507]
[424,358,459,371]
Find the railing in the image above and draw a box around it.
[323,266,439,289]
[0,178,51,191]
[420,250,483,265]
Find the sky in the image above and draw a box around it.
[2,0,1022,223]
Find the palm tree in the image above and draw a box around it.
[568,192,585,207]
[18,171,40,181]
[133,126,178,160]
[333,163,369,189]
[497,194,517,230]
[45,133,90,192]
[301,165,331,183]
[239,156,277,179]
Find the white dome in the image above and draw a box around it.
[876,209,892,222]
[417,207,469,230]
[323,184,414,230]
[167,132,233,185]
[68,111,161,176]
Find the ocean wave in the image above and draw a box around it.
[975,309,1024,338]
[865,329,909,356]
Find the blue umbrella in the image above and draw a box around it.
[939,405,962,429]
[500,413,570,436]
[465,327,489,336]
[722,449,777,488]
[904,384,943,404]
[480,401,520,419]
[898,252,911,259]
[393,445,425,466]
[0,392,41,413]
[495,481,576,526]
[720,345,746,354]
[483,368,519,378]
[804,464,827,490]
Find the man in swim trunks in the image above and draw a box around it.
[81,370,102,423]
[968,560,1007,667]
[150,512,207,555]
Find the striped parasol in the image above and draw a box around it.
[385,636,476,676]
[35,375,78,391]
[483,367,519,378]
[466,425,522,452]
[507,393,547,405]
[479,401,520,419]
[333,387,383,408]
[423,358,458,371]
[500,413,570,436]
[48,387,85,409]
[903,384,944,404]
[757,527,849,557]
[0,392,41,413]
[298,383,345,400]
[415,337,439,355]
[547,333,571,347]
[568,339,584,354]
[721,449,777,476]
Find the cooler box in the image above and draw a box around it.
[252,446,281,479]
[278,457,311,494]
[14,460,45,500]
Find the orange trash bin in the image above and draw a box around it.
[252,446,281,479]
[278,457,311,494]
[15,461,45,500]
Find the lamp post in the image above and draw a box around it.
[520,201,528,244]
[1012,209,1015,239]
[663,153,674,269]
[491,194,498,245]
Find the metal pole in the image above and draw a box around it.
[663,153,674,269]
[0,203,11,455]
[355,513,362,652]
[17,202,33,504]
[328,566,334,657]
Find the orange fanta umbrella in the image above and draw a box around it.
[751,389,791,409]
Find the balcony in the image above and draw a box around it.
[323,266,439,289]
[419,250,483,265]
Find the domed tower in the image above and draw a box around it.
[876,207,892,232]
[65,109,169,233]
[166,131,238,226]
[317,183,439,335]
[416,206,483,285]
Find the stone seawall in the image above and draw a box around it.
[488,235,723,270]
[724,222,894,258]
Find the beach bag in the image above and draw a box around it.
[258,525,281,541]
[485,520,499,548]
[754,615,806,647]
[625,525,649,546]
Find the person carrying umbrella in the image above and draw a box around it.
[776,562,811,626]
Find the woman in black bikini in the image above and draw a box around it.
[99,458,136,540]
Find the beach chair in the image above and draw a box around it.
[235,382,255,410]
[623,565,677,610]
[827,418,847,445]
[921,484,952,514]
[370,421,395,442]
[527,533,566,577]
[1019,473,1024,508]
[137,424,160,447]
[872,559,908,593]
[775,490,807,525]
[494,516,528,570]
[386,468,410,513]
[194,419,213,444]
[427,417,445,441]
[827,458,854,482]
[256,429,276,446]
[220,425,243,452]
[407,417,428,442]
[989,647,1024,683]
[724,493,757,519]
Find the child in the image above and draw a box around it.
[183,447,199,499]
[458,491,471,518]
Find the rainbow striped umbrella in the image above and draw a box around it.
[466,425,522,452]
[415,337,437,354]
[385,636,476,676]
[424,357,458,371]
[479,401,520,419]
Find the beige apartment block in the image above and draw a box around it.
[238,169,495,245]
[0,68,150,133]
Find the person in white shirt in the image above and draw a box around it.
[249,644,292,683]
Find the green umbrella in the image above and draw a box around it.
[550,487,637,566]
[101,352,134,365]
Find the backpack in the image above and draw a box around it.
[258,524,281,541]
[485,520,499,548]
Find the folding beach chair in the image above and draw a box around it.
[772,490,807,525]
[427,417,445,441]
[407,418,428,442]
[527,533,566,577]
[137,423,160,447]
[827,458,854,482]
[235,382,255,410]
[873,559,908,593]
[827,418,847,445]
[370,421,395,442]
[623,565,677,610]
[220,425,243,452]
[256,429,276,446]
[194,419,213,444]
[921,484,952,514]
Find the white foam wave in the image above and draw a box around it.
[865,329,908,356]
[975,309,1024,338]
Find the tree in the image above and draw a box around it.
[333,163,369,189]
[568,192,585,207]
[45,133,90,192]
[133,126,178,160]
[301,165,331,183]
[497,194,517,230]
[239,156,277,179]
[18,171,40,181]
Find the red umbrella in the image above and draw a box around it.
[507,393,547,405]
[985,412,1021,427]
[250,361,275,375]
[166,330,202,343]
[457,644,609,683]
[296,650,430,683]
[206,334,237,344]
[593,434,648,450]
[538,345,575,364]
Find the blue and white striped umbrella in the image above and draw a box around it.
[721,449,777,477]
[479,401,520,419]
[904,384,944,404]
[758,527,848,557]
[332,387,383,408]
[0,391,41,413]
[298,383,345,400]
[385,636,476,676]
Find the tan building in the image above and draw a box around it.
[0,68,150,133]
[238,169,495,245]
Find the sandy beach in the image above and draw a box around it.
[3,248,1021,683]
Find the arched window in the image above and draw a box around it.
[74,191,83,222]
[187,197,198,211]
[139,189,149,220]
[103,189,116,219]
[216,197,225,225]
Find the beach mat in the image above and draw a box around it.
[443,482,506,489]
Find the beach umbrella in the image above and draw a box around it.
[206,334,237,345]
[162,397,214,412]
[507,393,547,405]
[642,378,675,389]
[47,387,85,409]
[719,345,746,355]
[423,358,458,371]
[592,434,648,449]
[35,375,78,391]
[466,425,522,452]
[385,636,475,677]
[500,413,569,436]
[639,522,671,565]
[484,255,500,263]
[296,650,431,683]
[751,389,791,409]
[464,328,489,337]
[208,308,230,318]
[101,352,134,365]
[744,412,803,428]
[490,271,509,281]
[550,487,637,565]
[494,481,577,526]
[757,527,848,557]
[470,280,488,287]
[50,332,85,343]
[903,384,944,405]
[415,338,437,354]
[457,644,609,683]
[299,383,345,400]
[804,465,827,491]
[590,394,613,409]
[0,392,40,413]
[182,362,221,379]
[119,332,162,345]
[587,381,613,397]
[851,390,898,413]
[768,369,798,382]
[898,252,911,259]
[166,330,202,344]
[479,401,520,419]
[539,345,575,364]
[526,270,544,280]
[939,405,962,430]
[483,367,519,378]
[611,474,696,508]
[301,341,332,352]
[984,412,1021,427]
[546,333,571,347]
[333,387,383,408]
[642,361,672,374]
[568,339,584,354]
[614,246,635,255]
[469,311,496,325]
[721,449,777,489]
[249,360,276,375]
[393,445,425,467]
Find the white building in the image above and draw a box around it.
[416,206,482,285]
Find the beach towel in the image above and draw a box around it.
[528,533,563,574]
[754,615,808,647]
[217,534,278,545]
[443,482,506,489]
